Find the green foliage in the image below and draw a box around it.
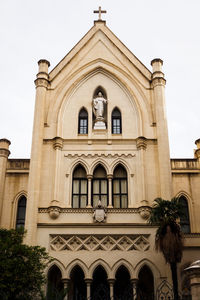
[148,197,184,264]
[0,228,50,300]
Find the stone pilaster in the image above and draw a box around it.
[25,59,50,245]
[85,278,92,300]
[52,137,63,205]
[195,139,200,166]
[151,58,172,200]
[108,279,115,300]
[136,136,147,205]
[0,139,10,225]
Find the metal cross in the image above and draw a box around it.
[93,6,107,21]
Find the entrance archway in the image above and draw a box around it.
[114,265,133,300]
[46,265,64,300]
[69,265,86,300]
[91,265,110,300]
[137,265,154,300]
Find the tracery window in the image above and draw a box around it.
[72,165,88,208]
[179,196,190,233]
[112,108,121,134]
[16,195,27,228]
[112,165,128,208]
[92,165,108,207]
[78,108,88,134]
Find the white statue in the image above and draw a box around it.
[93,92,107,120]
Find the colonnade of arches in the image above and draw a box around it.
[46,263,155,300]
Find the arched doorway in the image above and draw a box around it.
[46,265,65,300]
[137,265,154,300]
[69,265,86,300]
[114,265,133,300]
[91,266,110,300]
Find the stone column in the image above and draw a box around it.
[184,260,200,300]
[108,279,115,300]
[131,278,138,300]
[0,139,10,225]
[195,139,200,165]
[62,278,70,300]
[85,278,92,300]
[151,59,172,200]
[87,175,93,208]
[136,137,147,205]
[25,59,50,245]
[107,174,113,208]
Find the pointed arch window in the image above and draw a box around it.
[78,108,88,134]
[16,195,27,229]
[112,108,121,134]
[72,165,88,208]
[112,165,128,208]
[179,196,190,233]
[92,165,108,207]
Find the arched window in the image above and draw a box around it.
[16,195,27,229]
[179,196,190,233]
[114,266,133,299]
[112,108,121,134]
[78,108,88,134]
[112,165,128,208]
[69,266,86,299]
[137,265,154,300]
[72,165,88,208]
[92,165,108,207]
[91,266,110,300]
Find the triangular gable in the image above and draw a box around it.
[49,21,152,82]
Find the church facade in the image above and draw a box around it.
[0,13,200,300]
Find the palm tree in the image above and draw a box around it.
[148,197,184,300]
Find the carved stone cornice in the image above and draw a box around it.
[0,148,10,158]
[136,136,147,150]
[53,137,63,150]
[151,77,166,87]
[64,153,135,159]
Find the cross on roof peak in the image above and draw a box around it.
[93,6,107,21]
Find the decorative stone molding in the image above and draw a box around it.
[136,136,147,150]
[38,207,140,214]
[50,234,150,252]
[53,137,63,150]
[64,153,135,158]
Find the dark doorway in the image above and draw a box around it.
[137,265,154,300]
[69,265,87,300]
[114,265,133,300]
[46,265,65,300]
[91,266,110,300]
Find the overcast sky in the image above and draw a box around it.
[0,0,199,158]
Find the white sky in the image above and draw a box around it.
[0,0,199,158]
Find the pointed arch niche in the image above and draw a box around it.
[56,69,144,139]
[137,265,154,300]
[178,195,191,233]
[46,265,64,300]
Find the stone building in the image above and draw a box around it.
[0,10,200,300]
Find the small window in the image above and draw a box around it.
[112,108,121,134]
[112,165,128,208]
[179,196,190,233]
[92,165,108,207]
[16,196,27,229]
[72,165,88,208]
[78,108,88,134]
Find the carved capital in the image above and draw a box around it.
[107,174,113,180]
[0,148,10,158]
[136,136,147,150]
[87,174,93,180]
[34,78,49,88]
[85,278,92,285]
[108,278,115,285]
[151,77,166,87]
[53,137,63,150]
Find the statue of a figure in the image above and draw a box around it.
[93,92,107,120]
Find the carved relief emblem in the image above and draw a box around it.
[93,200,106,222]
